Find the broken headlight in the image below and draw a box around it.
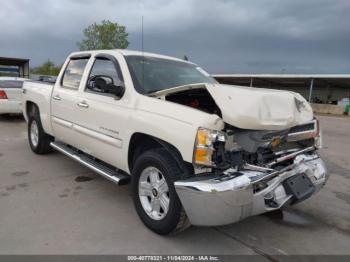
[314,121,323,149]
[287,119,322,149]
[193,128,226,167]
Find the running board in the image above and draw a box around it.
[50,142,130,185]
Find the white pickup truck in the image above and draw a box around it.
[22,50,328,235]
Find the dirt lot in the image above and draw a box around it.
[0,114,349,256]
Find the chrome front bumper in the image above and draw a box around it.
[175,154,328,226]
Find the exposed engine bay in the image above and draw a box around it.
[220,121,319,170]
[162,87,321,179]
[211,120,321,203]
[165,88,222,117]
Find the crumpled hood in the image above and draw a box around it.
[206,84,314,130]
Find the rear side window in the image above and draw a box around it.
[62,58,89,89]
[0,80,23,89]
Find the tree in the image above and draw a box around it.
[77,20,129,51]
[31,60,61,76]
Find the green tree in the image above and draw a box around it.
[31,60,61,76]
[77,20,129,51]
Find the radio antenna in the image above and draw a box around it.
[142,16,145,89]
[142,16,144,54]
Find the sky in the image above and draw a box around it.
[1,0,350,74]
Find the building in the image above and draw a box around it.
[0,57,30,78]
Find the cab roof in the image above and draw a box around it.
[69,49,195,65]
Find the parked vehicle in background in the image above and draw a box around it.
[22,50,328,235]
[0,77,28,115]
[30,75,57,84]
[38,75,57,83]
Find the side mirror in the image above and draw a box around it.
[88,75,125,98]
[109,82,125,98]
[90,76,112,90]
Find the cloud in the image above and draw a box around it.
[0,0,349,73]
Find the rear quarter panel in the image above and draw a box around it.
[23,81,55,136]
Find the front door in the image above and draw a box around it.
[74,54,131,170]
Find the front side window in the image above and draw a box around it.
[0,80,23,89]
[125,56,217,94]
[86,58,123,94]
[62,58,89,89]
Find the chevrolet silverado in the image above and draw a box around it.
[22,50,328,235]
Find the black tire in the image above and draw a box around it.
[132,148,191,235]
[28,107,53,154]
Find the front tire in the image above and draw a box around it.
[132,148,190,235]
[28,108,53,154]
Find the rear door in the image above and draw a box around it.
[50,55,90,148]
[0,80,24,101]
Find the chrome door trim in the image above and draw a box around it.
[73,124,122,148]
[52,116,73,129]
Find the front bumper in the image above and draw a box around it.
[175,153,328,226]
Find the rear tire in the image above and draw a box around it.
[28,108,53,154]
[132,148,191,235]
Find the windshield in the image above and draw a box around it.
[125,55,217,94]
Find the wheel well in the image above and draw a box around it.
[128,133,193,176]
[26,101,38,118]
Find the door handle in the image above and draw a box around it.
[52,95,61,101]
[77,101,89,108]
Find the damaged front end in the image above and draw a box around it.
[175,119,328,226]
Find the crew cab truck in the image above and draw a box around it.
[22,50,328,235]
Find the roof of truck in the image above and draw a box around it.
[69,49,195,64]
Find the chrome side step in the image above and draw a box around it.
[50,142,130,185]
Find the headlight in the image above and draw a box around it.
[315,120,323,149]
[193,128,226,167]
[311,119,322,149]
[287,119,322,148]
